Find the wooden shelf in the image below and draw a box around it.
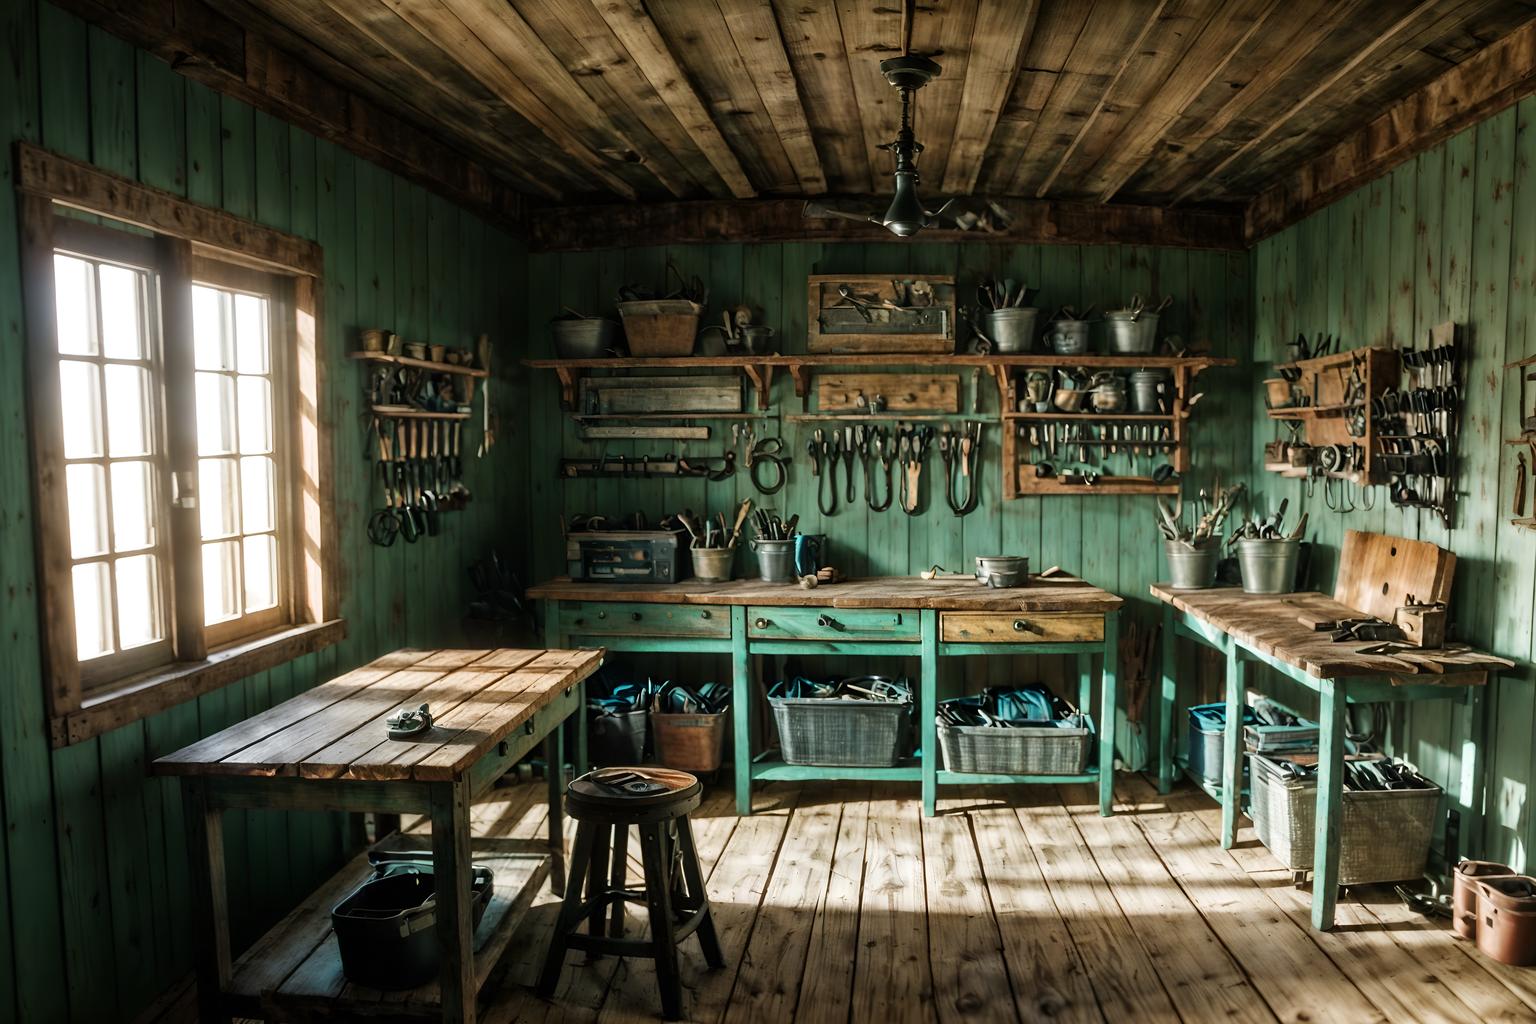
[224,833,547,1019]
[350,351,489,377]
[1275,346,1389,372]
[570,412,767,421]
[370,405,472,420]
[1003,411,1181,422]
[1015,466,1178,496]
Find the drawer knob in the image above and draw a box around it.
[596,611,607,620]
[755,617,771,629]
[1013,619,1031,633]
[817,614,844,631]
[631,612,642,622]
[573,617,585,627]
[700,610,711,619]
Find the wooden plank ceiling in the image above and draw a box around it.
[216,0,1535,214]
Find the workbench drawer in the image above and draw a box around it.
[748,606,916,642]
[559,602,729,638]
[940,612,1103,644]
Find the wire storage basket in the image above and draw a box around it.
[768,676,912,767]
[937,718,1092,774]
[1248,753,1438,885]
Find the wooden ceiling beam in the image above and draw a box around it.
[1086,0,1281,203]
[906,0,980,191]
[527,197,1245,253]
[49,0,531,227]
[835,0,906,195]
[769,0,871,194]
[1246,14,1536,242]
[590,0,757,199]
[436,0,687,198]
[375,0,640,200]
[514,0,724,197]
[716,0,827,195]
[252,0,580,200]
[1172,0,1443,205]
[1031,0,1170,199]
[940,0,1037,196]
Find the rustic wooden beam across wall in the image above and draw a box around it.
[527,197,1245,253]
[1245,14,1536,243]
[49,0,530,230]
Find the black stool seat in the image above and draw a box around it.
[538,767,724,1020]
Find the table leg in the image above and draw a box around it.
[1099,611,1120,816]
[1221,644,1245,849]
[1312,678,1347,931]
[182,779,233,1024]
[921,609,939,817]
[1158,605,1178,794]
[574,677,589,774]
[430,778,477,1024]
[546,729,567,897]
[731,605,753,816]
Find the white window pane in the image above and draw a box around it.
[234,293,269,374]
[105,363,154,457]
[198,458,239,540]
[114,553,163,649]
[109,461,155,551]
[72,561,113,659]
[195,372,236,455]
[54,255,96,355]
[243,534,277,612]
[240,455,275,533]
[97,263,145,360]
[237,376,273,454]
[202,540,240,625]
[58,360,104,458]
[193,285,233,371]
[65,463,109,559]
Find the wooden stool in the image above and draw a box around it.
[537,766,724,1019]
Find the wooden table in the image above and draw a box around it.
[1150,584,1512,930]
[528,574,1124,817]
[153,646,604,1024]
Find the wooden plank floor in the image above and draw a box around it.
[144,774,1536,1024]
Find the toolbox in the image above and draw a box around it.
[566,527,691,583]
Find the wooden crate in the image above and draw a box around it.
[806,274,956,354]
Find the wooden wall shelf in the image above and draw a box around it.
[1261,346,1397,485]
[350,351,489,377]
[369,406,471,420]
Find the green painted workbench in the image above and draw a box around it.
[1152,583,1514,931]
[529,575,1123,817]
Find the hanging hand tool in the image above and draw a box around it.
[944,420,982,516]
[867,426,894,511]
[841,426,856,503]
[809,428,839,516]
[747,436,788,494]
[1516,451,1528,518]
[899,424,932,516]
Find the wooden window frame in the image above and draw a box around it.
[16,143,343,747]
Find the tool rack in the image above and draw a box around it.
[1262,347,1398,484]
[1503,349,1536,530]
[524,353,1234,502]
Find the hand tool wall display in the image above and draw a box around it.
[1376,323,1460,524]
[353,332,486,548]
[1501,342,1536,531]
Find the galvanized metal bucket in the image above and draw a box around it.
[1164,538,1220,590]
[752,539,797,583]
[1105,310,1158,354]
[691,545,736,583]
[1129,369,1170,414]
[1237,538,1301,594]
[973,307,1040,353]
[1043,318,1090,354]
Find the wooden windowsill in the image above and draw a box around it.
[51,619,347,747]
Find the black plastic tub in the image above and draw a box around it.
[331,862,494,990]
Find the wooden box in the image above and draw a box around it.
[806,274,956,354]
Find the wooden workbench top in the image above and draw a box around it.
[1150,584,1512,680]
[528,574,1123,612]
[153,647,603,782]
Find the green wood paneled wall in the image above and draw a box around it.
[523,243,1252,760]
[0,4,526,1020]
[1249,97,1536,869]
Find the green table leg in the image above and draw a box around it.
[1158,605,1178,793]
[1312,678,1347,931]
[921,609,939,817]
[574,678,588,774]
[731,605,752,816]
[1099,610,1120,816]
[1220,644,1245,849]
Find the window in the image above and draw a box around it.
[18,144,340,746]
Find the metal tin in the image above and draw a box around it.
[1043,318,1090,354]
[1164,538,1219,589]
[1237,537,1301,594]
[1104,310,1158,354]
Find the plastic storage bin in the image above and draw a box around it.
[332,861,494,990]
[1186,702,1257,787]
[769,696,911,767]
